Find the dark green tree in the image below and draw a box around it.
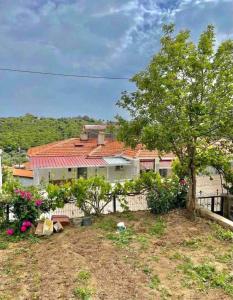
[117,24,233,212]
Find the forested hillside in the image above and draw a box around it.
[0,114,101,165]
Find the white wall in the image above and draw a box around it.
[34,164,138,185]
[107,165,137,182]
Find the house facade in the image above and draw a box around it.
[16,125,174,186]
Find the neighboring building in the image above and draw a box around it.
[19,125,175,186]
[12,168,34,187]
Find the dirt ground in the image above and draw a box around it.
[0,209,233,300]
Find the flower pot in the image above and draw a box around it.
[82,216,92,226]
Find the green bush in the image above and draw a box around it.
[147,176,187,214]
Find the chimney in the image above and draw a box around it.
[80,132,88,141]
[98,131,105,145]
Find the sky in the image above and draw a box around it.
[0,0,233,120]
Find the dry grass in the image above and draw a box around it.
[0,209,233,300]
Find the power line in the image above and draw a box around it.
[0,67,131,80]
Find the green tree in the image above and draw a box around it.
[117,24,233,212]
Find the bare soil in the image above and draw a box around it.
[0,209,232,300]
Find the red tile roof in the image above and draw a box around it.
[30,156,107,169]
[28,136,175,161]
[13,169,33,178]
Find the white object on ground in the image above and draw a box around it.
[117,222,126,232]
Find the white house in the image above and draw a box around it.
[15,125,174,186]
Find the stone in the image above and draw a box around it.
[43,219,54,236]
[35,222,44,236]
[53,221,63,233]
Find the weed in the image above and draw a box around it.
[212,224,233,241]
[149,255,160,262]
[170,252,190,262]
[106,229,134,247]
[149,218,166,237]
[95,218,116,231]
[77,270,91,282]
[215,251,233,265]
[181,238,201,249]
[136,235,149,250]
[73,287,94,300]
[178,261,233,296]
[119,211,138,221]
[0,241,8,250]
[149,274,160,289]
[142,265,152,275]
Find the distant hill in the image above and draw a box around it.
[0,114,101,152]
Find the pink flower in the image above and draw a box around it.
[22,221,32,228]
[6,228,14,236]
[20,226,27,232]
[35,199,43,207]
[179,179,187,186]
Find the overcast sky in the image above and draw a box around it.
[0,0,232,120]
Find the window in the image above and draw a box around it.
[77,167,87,179]
[159,169,168,177]
[68,168,72,172]
[115,165,123,171]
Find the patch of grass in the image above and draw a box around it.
[214,251,233,264]
[169,251,190,262]
[181,238,202,249]
[74,270,94,299]
[95,217,116,231]
[136,234,149,250]
[149,255,160,262]
[178,261,233,296]
[142,265,152,275]
[149,274,160,289]
[77,270,91,282]
[149,218,166,237]
[73,287,94,300]
[0,241,8,250]
[119,211,139,221]
[106,228,134,247]
[212,224,233,241]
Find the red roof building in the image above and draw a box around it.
[16,126,175,185]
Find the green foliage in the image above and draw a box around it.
[77,270,91,282]
[178,261,233,295]
[11,189,49,225]
[0,114,100,166]
[149,274,160,289]
[73,287,93,300]
[71,177,113,216]
[0,241,8,250]
[181,238,202,249]
[95,217,116,231]
[106,229,135,247]
[149,218,166,237]
[46,182,72,210]
[146,176,187,214]
[117,24,233,210]
[74,269,94,300]
[212,223,233,241]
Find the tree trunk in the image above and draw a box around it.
[187,160,197,213]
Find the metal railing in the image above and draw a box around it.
[197,195,224,215]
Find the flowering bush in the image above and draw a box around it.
[11,189,49,227]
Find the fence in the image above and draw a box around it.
[1,193,225,222]
[45,193,148,219]
[197,195,224,215]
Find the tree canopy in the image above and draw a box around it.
[117,24,233,212]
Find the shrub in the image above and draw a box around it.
[147,176,187,214]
